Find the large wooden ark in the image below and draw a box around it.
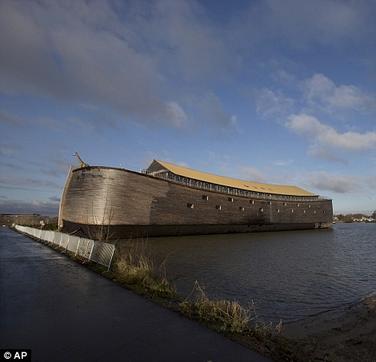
[59,160,333,239]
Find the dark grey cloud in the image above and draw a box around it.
[197,93,237,131]
[366,175,376,189]
[233,0,376,48]
[0,175,61,191]
[1,0,375,131]
[0,111,24,126]
[0,0,187,127]
[0,199,58,215]
[42,159,71,178]
[49,196,60,203]
[0,157,70,180]
[305,171,359,194]
[0,144,19,156]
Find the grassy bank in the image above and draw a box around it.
[107,239,302,361]
[113,240,176,299]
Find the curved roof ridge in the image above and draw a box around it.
[154,160,316,197]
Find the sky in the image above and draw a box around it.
[0,0,375,215]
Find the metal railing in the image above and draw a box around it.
[14,225,115,270]
[142,170,329,202]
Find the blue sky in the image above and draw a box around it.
[1,0,375,215]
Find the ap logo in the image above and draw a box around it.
[1,350,31,361]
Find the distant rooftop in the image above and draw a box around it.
[0,213,41,216]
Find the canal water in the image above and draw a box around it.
[142,223,376,323]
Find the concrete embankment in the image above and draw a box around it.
[0,228,269,362]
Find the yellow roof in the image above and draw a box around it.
[155,160,315,197]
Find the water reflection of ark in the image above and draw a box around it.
[59,159,333,239]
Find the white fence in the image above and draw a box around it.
[14,225,115,270]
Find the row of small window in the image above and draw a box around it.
[164,173,319,201]
[187,203,244,211]
[202,195,314,208]
[187,203,325,214]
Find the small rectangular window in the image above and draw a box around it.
[187,203,194,209]
[202,195,208,200]
[277,209,280,213]
[259,207,264,213]
[239,206,245,211]
[250,200,255,204]
[216,205,222,210]
[228,197,234,202]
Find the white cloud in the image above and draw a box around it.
[304,73,375,113]
[287,114,376,151]
[165,102,188,128]
[272,159,293,167]
[255,88,295,118]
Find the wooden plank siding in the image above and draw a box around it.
[60,167,333,239]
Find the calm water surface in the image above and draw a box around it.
[143,223,376,323]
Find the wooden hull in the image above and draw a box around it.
[60,167,333,239]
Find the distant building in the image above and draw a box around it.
[0,213,54,227]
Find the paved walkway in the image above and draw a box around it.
[0,228,269,362]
